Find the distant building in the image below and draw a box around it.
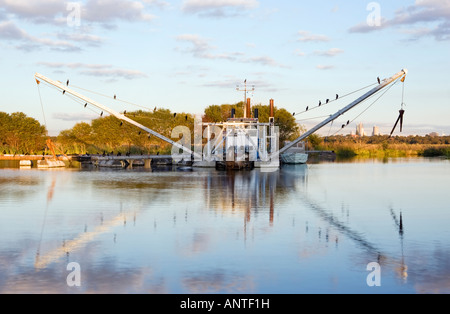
[372,126,380,136]
[356,122,365,137]
[428,132,439,137]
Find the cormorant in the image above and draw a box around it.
[66,79,69,86]
[154,106,157,111]
[84,103,87,108]
[173,113,177,118]
[347,120,350,125]
[306,106,309,111]
[114,94,117,99]
[120,122,123,126]
[124,110,126,115]
[326,99,329,104]
[62,90,65,95]
[100,111,103,116]
[319,100,321,106]
[342,124,345,128]
[336,94,339,100]
[292,112,295,116]
[377,77,381,84]
[185,115,188,121]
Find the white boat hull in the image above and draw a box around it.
[280,152,308,164]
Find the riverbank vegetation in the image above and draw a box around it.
[1,107,449,159]
[307,134,450,159]
[0,112,46,154]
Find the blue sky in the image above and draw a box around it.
[0,0,449,136]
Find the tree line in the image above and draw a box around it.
[55,101,301,155]
[1,105,449,157]
[0,112,47,154]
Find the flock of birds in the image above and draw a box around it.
[64,78,189,125]
[293,76,382,116]
[63,75,383,130]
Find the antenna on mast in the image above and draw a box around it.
[236,79,255,118]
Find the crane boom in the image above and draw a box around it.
[276,69,408,157]
[34,73,200,159]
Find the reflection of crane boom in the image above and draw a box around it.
[34,73,201,160]
[34,211,132,269]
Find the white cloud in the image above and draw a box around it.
[176,33,238,60]
[316,65,335,70]
[182,0,259,17]
[0,21,80,52]
[80,69,147,80]
[142,0,170,9]
[297,30,330,42]
[57,32,103,46]
[204,78,276,92]
[38,62,147,80]
[294,49,306,56]
[244,56,289,68]
[83,0,156,24]
[0,0,65,23]
[176,33,286,68]
[314,48,344,57]
[0,0,156,25]
[349,0,450,41]
[52,112,98,121]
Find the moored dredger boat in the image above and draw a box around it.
[34,69,408,170]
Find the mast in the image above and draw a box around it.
[276,69,408,157]
[34,72,201,159]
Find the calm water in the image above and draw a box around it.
[0,158,449,294]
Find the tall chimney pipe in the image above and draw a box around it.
[269,99,274,118]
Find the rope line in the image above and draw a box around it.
[70,84,155,111]
[330,79,400,136]
[36,84,48,135]
[293,82,378,117]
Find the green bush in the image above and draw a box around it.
[336,147,357,159]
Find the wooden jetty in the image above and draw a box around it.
[0,155,73,161]
[77,154,191,168]
[1,154,191,169]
